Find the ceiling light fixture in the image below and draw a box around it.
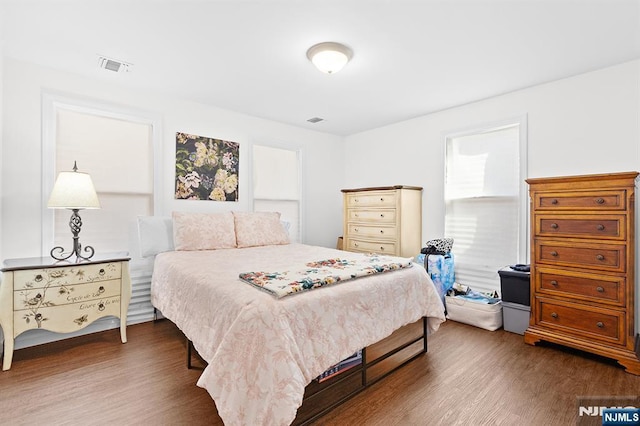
[306,42,353,74]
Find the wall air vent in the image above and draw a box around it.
[98,56,132,73]
[307,117,324,123]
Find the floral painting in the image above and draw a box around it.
[175,132,239,201]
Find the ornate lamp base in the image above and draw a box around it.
[50,209,95,262]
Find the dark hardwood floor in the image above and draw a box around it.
[1,319,638,425]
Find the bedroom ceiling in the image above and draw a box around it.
[1,0,639,136]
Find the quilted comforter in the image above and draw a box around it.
[151,244,445,426]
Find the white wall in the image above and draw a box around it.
[344,60,640,246]
[1,57,345,260]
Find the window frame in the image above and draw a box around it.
[443,115,529,288]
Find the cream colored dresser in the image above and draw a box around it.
[0,253,131,370]
[341,186,422,257]
[524,172,640,375]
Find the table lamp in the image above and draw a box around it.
[47,161,101,261]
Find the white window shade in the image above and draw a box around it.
[445,126,519,200]
[253,145,301,243]
[56,110,153,195]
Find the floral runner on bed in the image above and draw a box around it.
[238,253,413,298]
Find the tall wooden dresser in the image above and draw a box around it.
[524,172,640,375]
[341,186,422,258]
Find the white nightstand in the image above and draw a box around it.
[0,252,131,370]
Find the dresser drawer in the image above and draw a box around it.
[13,262,122,291]
[13,295,122,336]
[535,297,625,345]
[535,267,625,306]
[535,214,625,240]
[346,239,396,255]
[533,190,626,211]
[14,279,122,312]
[346,191,396,208]
[535,240,625,273]
[347,208,396,223]
[347,224,397,240]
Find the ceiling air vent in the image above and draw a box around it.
[307,117,324,123]
[98,56,132,73]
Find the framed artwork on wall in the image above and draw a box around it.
[174,132,239,201]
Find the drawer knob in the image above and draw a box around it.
[596,254,605,261]
[551,312,558,319]
[550,280,558,286]
[596,321,604,328]
[597,224,605,231]
[34,274,43,282]
[354,198,359,202]
[595,197,605,204]
[98,302,105,311]
[354,242,359,247]
[550,223,558,229]
[98,286,105,294]
[354,228,359,232]
[380,230,384,234]
[99,268,105,276]
[380,246,385,251]
[380,214,384,218]
[596,286,604,293]
[354,213,359,218]
[380,198,384,202]
[550,251,558,257]
[551,199,558,205]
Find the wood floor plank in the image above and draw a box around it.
[1,319,638,425]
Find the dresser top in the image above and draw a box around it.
[341,185,423,193]
[2,252,130,272]
[526,171,639,186]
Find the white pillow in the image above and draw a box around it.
[233,211,290,248]
[173,211,237,250]
[137,216,174,257]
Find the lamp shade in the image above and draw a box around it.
[306,42,353,74]
[47,170,100,209]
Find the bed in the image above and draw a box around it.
[145,212,446,426]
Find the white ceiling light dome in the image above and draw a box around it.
[306,42,353,74]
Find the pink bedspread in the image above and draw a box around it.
[151,244,445,426]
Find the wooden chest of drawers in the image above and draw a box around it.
[341,186,422,258]
[0,253,131,370]
[524,172,640,374]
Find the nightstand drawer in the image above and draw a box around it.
[13,295,122,336]
[347,209,396,223]
[535,298,624,345]
[13,262,122,291]
[535,240,625,273]
[347,224,397,240]
[536,267,625,306]
[346,191,396,208]
[535,214,625,240]
[14,279,121,311]
[533,190,626,211]
[346,239,396,255]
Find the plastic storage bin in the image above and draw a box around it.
[502,301,531,334]
[498,268,530,306]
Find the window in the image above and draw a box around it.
[53,109,153,255]
[42,93,161,325]
[444,119,527,293]
[252,145,302,242]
